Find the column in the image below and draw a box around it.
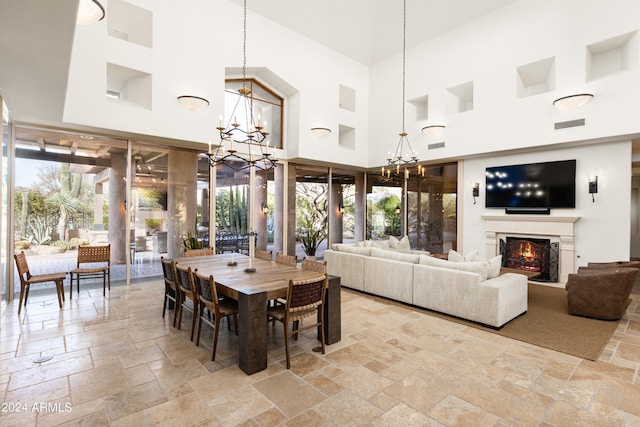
[108,152,127,263]
[354,172,365,242]
[167,149,198,258]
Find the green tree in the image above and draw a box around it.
[378,194,402,236]
[296,183,328,256]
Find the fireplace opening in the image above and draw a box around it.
[499,237,559,282]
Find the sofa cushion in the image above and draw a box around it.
[486,255,502,279]
[370,247,419,264]
[419,254,488,280]
[334,244,371,256]
[448,249,480,262]
[370,240,390,249]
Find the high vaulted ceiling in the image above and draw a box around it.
[0,0,517,128]
[231,0,517,65]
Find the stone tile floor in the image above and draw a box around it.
[0,279,639,426]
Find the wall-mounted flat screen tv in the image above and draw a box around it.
[485,159,576,208]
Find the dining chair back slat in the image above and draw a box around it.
[175,264,199,341]
[161,257,178,326]
[275,253,297,267]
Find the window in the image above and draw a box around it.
[224,79,284,149]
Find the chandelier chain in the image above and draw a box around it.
[242,0,247,82]
[207,0,276,171]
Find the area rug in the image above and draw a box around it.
[415,283,620,361]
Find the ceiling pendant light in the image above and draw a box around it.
[383,0,419,178]
[177,95,210,112]
[207,0,276,172]
[553,93,594,110]
[77,0,105,25]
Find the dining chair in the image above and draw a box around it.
[161,257,178,326]
[275,252,297,267]
[175,263,199,341]
[301,258,327,274]
[193,270,239,361]
[69,244,111,298]
[13,251,67,315]
[255,249,272,261]
[267,275,328,368]
[184,248,215,257]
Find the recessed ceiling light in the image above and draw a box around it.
[80,135,94,140]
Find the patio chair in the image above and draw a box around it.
[255,249,272,261]
[175,263,199,341]
[14,251,67,315]
[161,257,178,326]
[267,275,328,368]
[193,271,238,361]
[69,244,110,298]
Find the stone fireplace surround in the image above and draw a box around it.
[483,215,580,287]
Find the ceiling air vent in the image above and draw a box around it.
[554,118,585,130]
[428,142,445,150]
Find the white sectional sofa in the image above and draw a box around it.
[325,241,528,328]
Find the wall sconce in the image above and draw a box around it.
[472,182,480,205]
[421,125,446,137]
[589,176,598,202]
[311,127,331,139]
[177,95,210,112]
[338,203,344,214]
[260,201,268,215]
[395,206,401,215]
[553,93,594,110]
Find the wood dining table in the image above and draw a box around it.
[175,253,341,375]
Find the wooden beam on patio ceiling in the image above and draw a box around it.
[13,147,112,167]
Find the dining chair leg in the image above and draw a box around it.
[284,322,291,369]
[196,305,204,346]
[162,293,167,318]
[18,284,26,315]
[24,286,31,308]
[233,314,238,335]
[102,272,106,296]
[176,292,183,330]
[55,280,63,308]
[212,315,221,361]
[190,301,198,342]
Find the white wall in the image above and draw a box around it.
[369,0,640,166]
[64,0,370,168]
[462,140,632,267]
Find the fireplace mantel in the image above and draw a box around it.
[482,215,581,286]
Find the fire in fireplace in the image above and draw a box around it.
[499,237,559,282]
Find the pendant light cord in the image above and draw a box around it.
[401,0,406,133]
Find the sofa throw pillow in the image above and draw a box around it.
[388,235,400,249]
[389,235,411,252]
[399,236,411,251]
[447,249,480,262]
[448,249,465,262]
[485,255,502,279]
